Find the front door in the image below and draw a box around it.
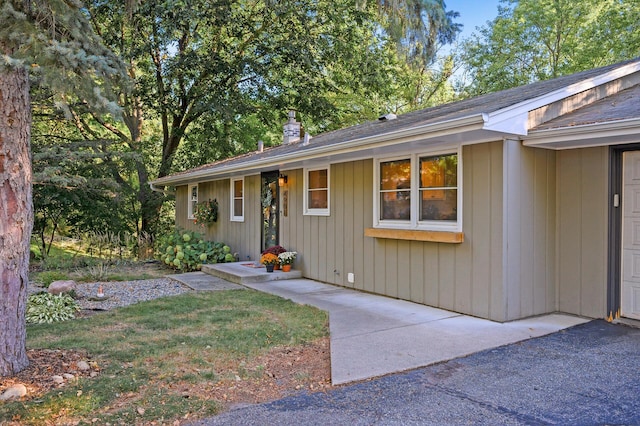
[621,151,640,320]
[261,171,279,252]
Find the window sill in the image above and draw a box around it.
[364,228,464,243]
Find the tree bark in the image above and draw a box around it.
[0,63,33,376]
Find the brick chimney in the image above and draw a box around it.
[283,110,301,144]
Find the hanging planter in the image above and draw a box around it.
[193,199,219,227]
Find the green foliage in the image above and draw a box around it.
[155,229,234,272]
[0,0,127,114]
[35,271,70,288]
[460,0,640,95]
[26,293,80,324]
[193,199,219,226]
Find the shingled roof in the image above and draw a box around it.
[152,57,640,186]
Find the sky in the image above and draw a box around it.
[445,0,502,41]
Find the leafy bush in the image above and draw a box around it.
[155,228,235,272]
[26,293,80,324]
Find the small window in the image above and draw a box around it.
[374,149,461,231]
[304,167,330,216]
[231,178,244,222]
[188,184,198,219]
[379,158,411,221]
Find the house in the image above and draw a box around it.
[150,57,640,323]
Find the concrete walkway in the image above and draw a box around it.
[171,271,589,385]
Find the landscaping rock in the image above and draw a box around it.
[52,375,64,384]
[48,280,77,295]
[63,373,75,380]
[76,361,90,371]
[0,384,27,401]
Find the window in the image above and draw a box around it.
[304,167,330,216]
[188,184,198,219]
[231,178,244,222]
[419,154,458,222]
[375,150,460,231]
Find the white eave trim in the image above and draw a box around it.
[484,60,640,134]
[524,118,640,149]
[151,114,487,186]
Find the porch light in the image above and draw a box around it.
[278,174,288,187]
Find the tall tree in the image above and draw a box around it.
[82,0,461,234]
[0,0,125,376]
[460,0,640,95]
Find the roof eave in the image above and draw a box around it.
[484,60,640,134]
[524,118,640,150]
[151,114,488,186]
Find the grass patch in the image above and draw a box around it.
[2,290,328,425]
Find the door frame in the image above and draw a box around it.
[608,144,640,320]
[260,170,280,252]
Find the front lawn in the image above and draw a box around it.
[1,290,329,425]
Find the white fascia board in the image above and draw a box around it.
[523,118,640,149]
[151,114,487,186]
[483,61,640,134]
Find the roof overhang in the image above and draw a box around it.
[151,113,493,187]
[524,118,640,150]
[483,60,640,134]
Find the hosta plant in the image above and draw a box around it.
[26,293,80,324]
[155,228,235,272]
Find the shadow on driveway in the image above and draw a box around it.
[192,320,640,425]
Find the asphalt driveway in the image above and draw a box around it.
[192,320,640,425]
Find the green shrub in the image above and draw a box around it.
[35,271,70,288]
[26,293,80,324]
[155,229,235,272]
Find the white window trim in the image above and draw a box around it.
[373,147,462,232]
[230,177,245,222]
[187,184,198,220]
[303,166,331,216]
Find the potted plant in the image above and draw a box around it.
[262,245,286,269]
[278,251,297,272]
[260,253,279,272]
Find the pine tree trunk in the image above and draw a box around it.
[0,63,32,377]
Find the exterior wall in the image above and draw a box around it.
[281,142,507,321]
[503,140,557,320]
[175,175,262,261]
[556,147,609,319]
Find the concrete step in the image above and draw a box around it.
[202,262,303,285]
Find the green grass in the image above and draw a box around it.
[1,290,328,425]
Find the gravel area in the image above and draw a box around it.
[28,278,192,311]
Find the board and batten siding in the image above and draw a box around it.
[503,140,557,321]
[280,142,508,321]
[175,176,262,261]
[556,147,608,319]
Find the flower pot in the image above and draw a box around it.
[282,264,292,272]
[265,264,275,273]
[274,263,281,270]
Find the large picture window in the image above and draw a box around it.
[231,178,244,222]
[375,150,460,231]
[188,184,198,219]
[304,167,330,216]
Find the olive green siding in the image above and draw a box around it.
[556,147,608,319]
[172,142,611,322]
[175,176,262,261]
[503,140,557,320]
[281,142,507,321]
